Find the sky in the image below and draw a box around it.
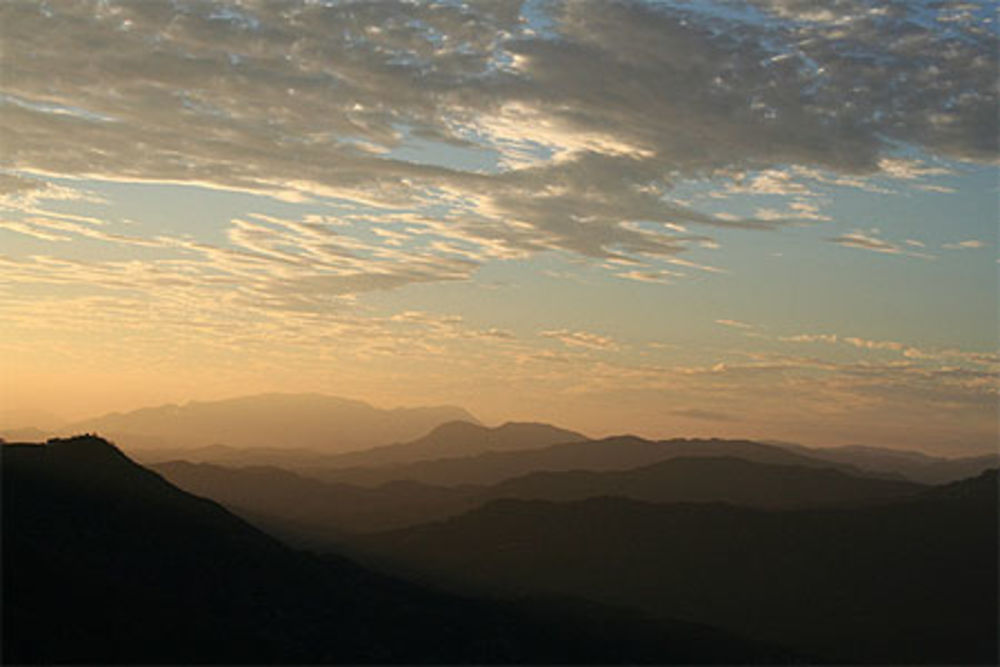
[1,0,997,454]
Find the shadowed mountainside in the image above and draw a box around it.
[354,471,999,665]
[3,435,793,665]
[61,393,477,453]
[154,455,925,542]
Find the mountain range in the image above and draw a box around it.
[6,426,996,664]
[777,442,1000,484]
[307,434,882,487]
[49,393,477,453]
[315,420,587,468]
[5,397,998,664]
[354,472,999,665]
[5,395,994,485]
[154,454,927,542]
[3,435,790,664]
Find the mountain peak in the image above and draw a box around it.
[496,420,584,435]
[427,420,584,440]
[319,419,588,470]
[3,434,144,480]
[427,420,487,436]
[46,433,123,453]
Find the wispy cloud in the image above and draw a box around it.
[715,319,755,330]
[540,329,620,351]
[943,239,987,250]
[829,230,936,259]
[669,408,740,422]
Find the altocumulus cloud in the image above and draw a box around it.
[1,0,996,283]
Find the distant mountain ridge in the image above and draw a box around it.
[60,393,477,454]
[154,454,927,542]
[776,442,999,484]
[312,435,879,487]
[320,420,587,468]
[14,396,994,486]
[486,456,925,508]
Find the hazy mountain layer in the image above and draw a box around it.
[317,420,587,468]
[137,419,585,470]
[356,472,999,665]
[3,436,791,664]
[485,456,924,508]
[154,455,925,542]
[62,393,476,453]
[152,459,474,538]
[311,435,874,487]
[776,442,999,484]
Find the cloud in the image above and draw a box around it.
[778,330,998,374]
[829,230,935,259]
[715,319,755,330]
[669,408,740,422]
[749,0,998,162]
[617,269,683,284]
[540,329,619,351]
[782,331,910,353]
[915,184,957,194]
[843,337,907,352]
[725,169,814,196]
[943,239,987,250]
[1,0,993,281]
[1,215,166,248]
[780,333,839,344]
[877,157,953,180]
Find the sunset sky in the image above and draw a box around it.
[1,0,997,454]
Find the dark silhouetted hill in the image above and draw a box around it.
[315,435,875,487]
[62,393,477,453]
[3,435,791,664]
[356,470,999,665]
[775,442,999,484]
